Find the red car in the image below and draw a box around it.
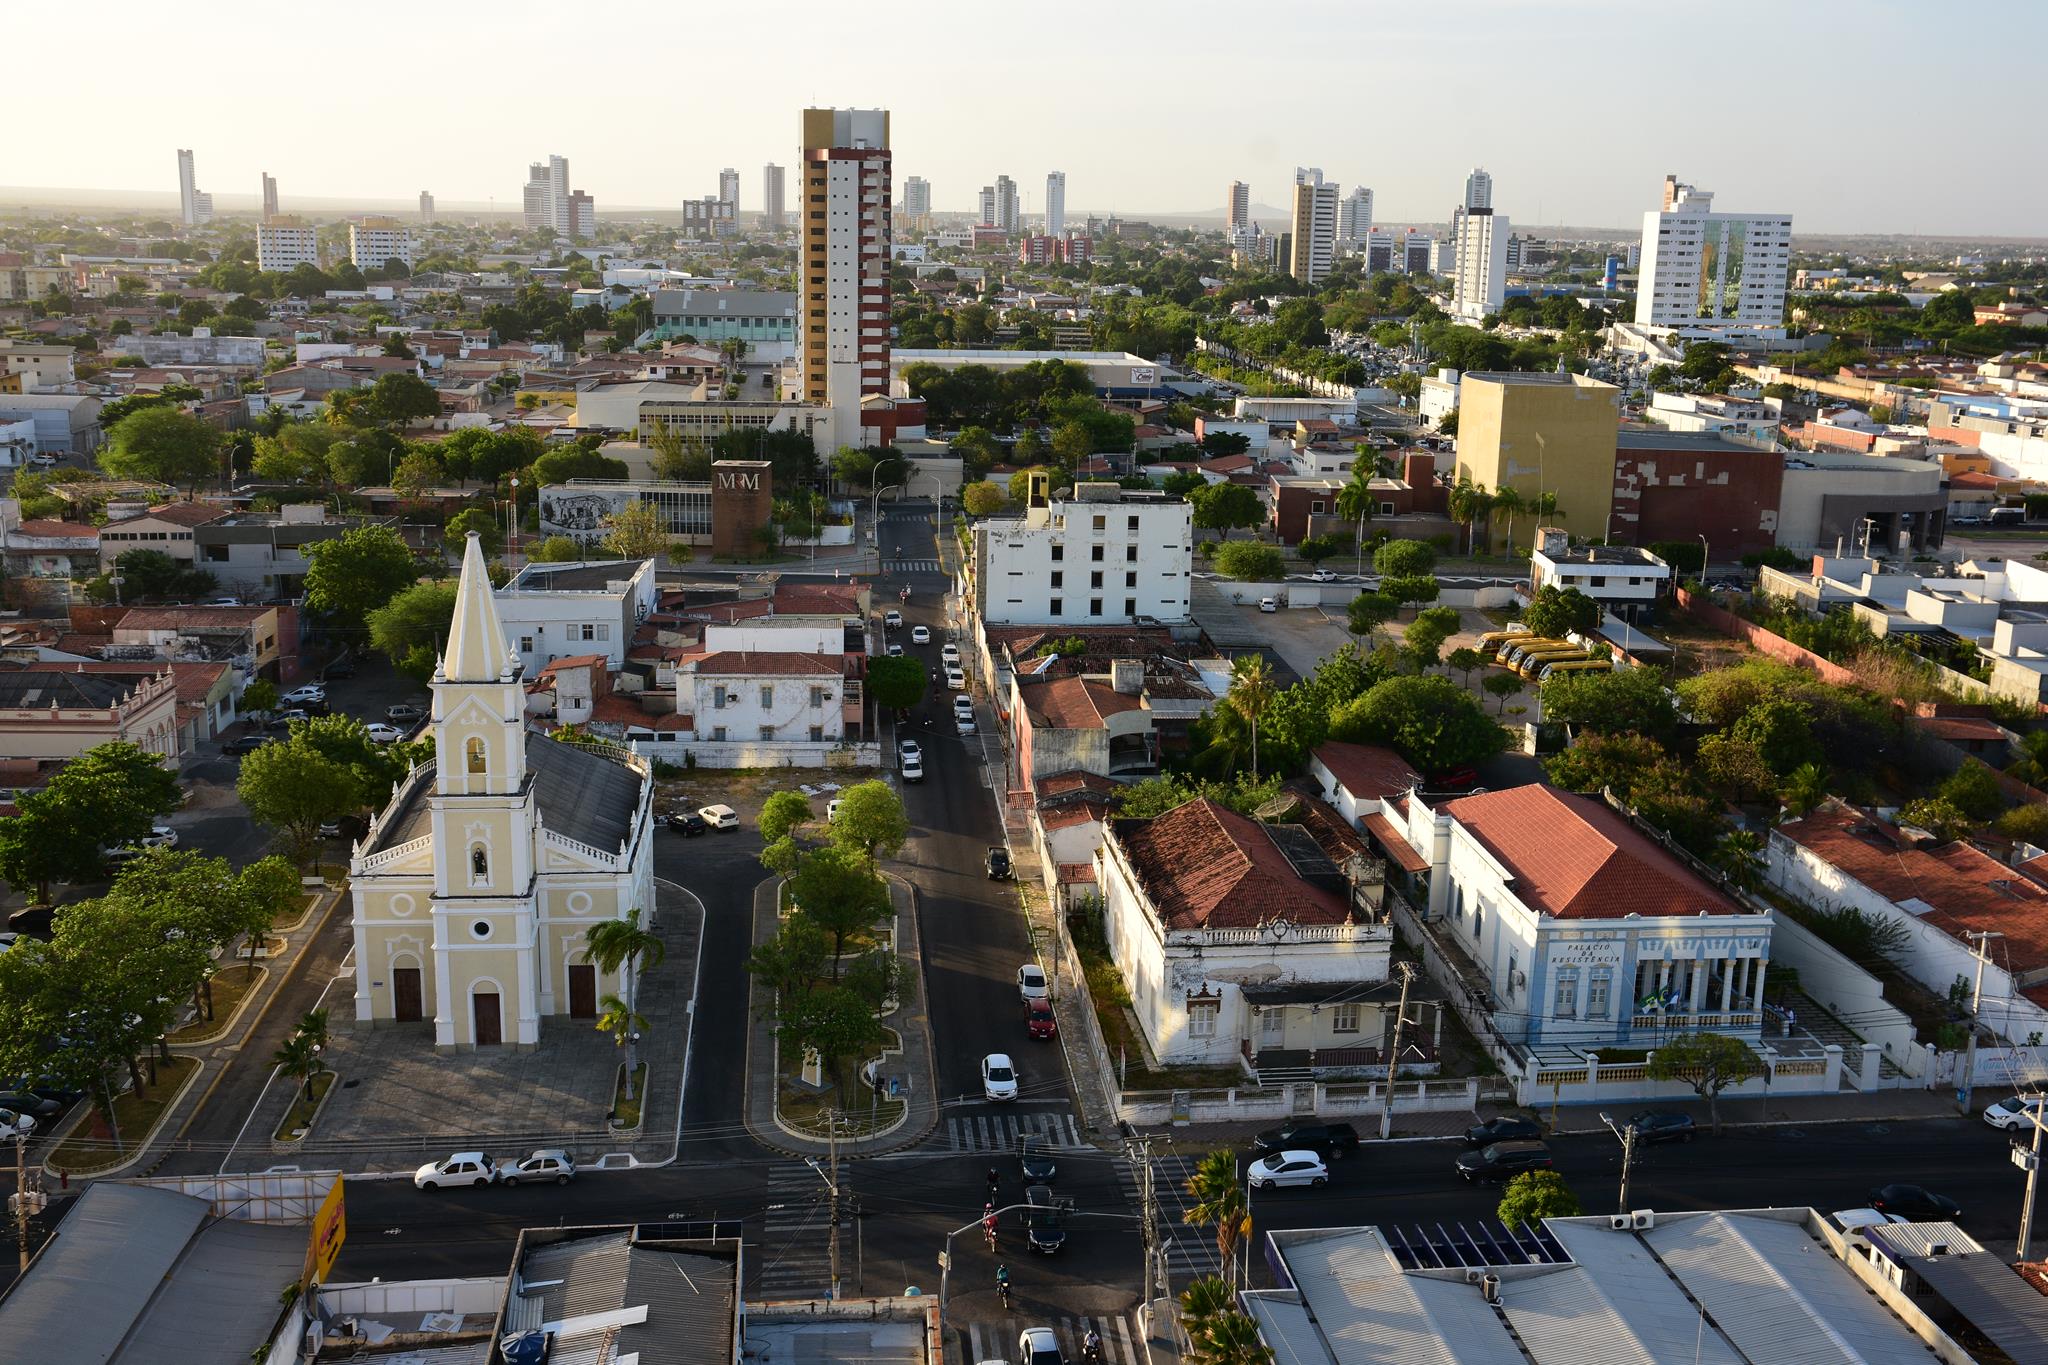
[1025,999,1056,1040]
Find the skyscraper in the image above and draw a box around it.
[419,191,435,223]
[902,176,931,226]
[978,185,997,227]
[567,191,595,240]
[763,163,786,229]
[523,163,549,227]
[1289,181,1339,285]
[800,107,891,446]
[1227,181,1250,234]
[1452,203,1507,321]
[1295,167,1325,188]
[993,175,1020,235]
[1045,171,1066,238]
[719,167,740,212]
[547,154,571,233]
[1463,168,1493,211]
[1337,187,1373,245]
[176,149,208,226]
[260,172,279,221]
[1634,177,1792,334]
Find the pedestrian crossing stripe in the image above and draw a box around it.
[754,1164,833,1296]
[1115,1157,1224,1280]
[885,558,942,571]
[966,1313,1145,1365]
[945,1111,1087,1153]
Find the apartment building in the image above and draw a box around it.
[348,218,416,271]
[257,217,320,273]
[1288,181,1338,285]
[1454,371,1622,544]
[799,107,892,449]
[970,476,1192,626]
[1635,175,1792,337]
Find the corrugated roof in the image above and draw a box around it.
[1239,1293,1338,1365]
[1901,1252,2048,1365]
[1280,1227,1521,1364]
[510,1232,737,1365]
[1528,1221,1742,1365]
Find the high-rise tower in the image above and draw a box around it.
[1227,181,1250,235]
[763,163,786,229]
[799,108,891,447]
[1045,171,1066,239]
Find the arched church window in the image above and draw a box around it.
[471,844,489,881]
[466,737,487,775]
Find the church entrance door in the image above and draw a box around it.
[473,992,503,1046]
[567,964,597,1018]
[393,967,423,1023]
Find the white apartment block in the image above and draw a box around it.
[1337,186,1373,245]
[177,148,208,226]
[496,558,660,677]
[1463,168,1493,211]
[799,107,891,449]
[901,176,931,223]
[1289,181,1338,285]
[1227,181,1250,234]
[763,163,786,229]
[1452,209,1507,321]
[547,154,571,234]
[257,220,320,273]
[678,653,847,744]
[719,167,740,212]
[349,219,416,271]
[1045,171,1066,239]
[970,479,1192,627]
[1634,176,1792,334]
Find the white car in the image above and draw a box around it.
[1017,964,1048,1002]
[901,753,924,784]
[827,798,843,822]
[1019,1327,1062,1365]
[982,1052,1019,1102]
[699,804,740,830]
[941,644,961,667]
[1311,568,1337,582]
[501,1149,576,1186]
[1258,597,1279,613]
[139,825,178,849]
[899,738,922,762]
[0,1108,36,1140]
[953,695,975,720]
[945,666,966,691]
[1248,1150,1329,1189]
[282,685,326,706]
[884,610,904,629]
[887,643,905,657]
[956,711,977,736]
[364,722,406,744]
[413,1151,498,1189]
[911,625,931,645]
[1983,1095,2048,1130]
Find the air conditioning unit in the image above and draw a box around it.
[1610,1214,1633,1231]
[1631,1210,1656,1230]
[1464,1268,1486,1284]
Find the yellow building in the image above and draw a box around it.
[1454,372,1621,544]
[349,533,655,1050]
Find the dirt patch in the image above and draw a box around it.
[654,767,877,822]
[1649,614,1755,677]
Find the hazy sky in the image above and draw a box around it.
[12,0,2044,237]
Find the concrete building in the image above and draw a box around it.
[418,190,434,223]
[1288,180,1338,285]
[1529,528,1672,622]
[259,171,278,220]
[349,535,654,1048]
[256,217,320,273]
[675,651,849,745]
[1044,170,1065,238]
[0,663,181,764]
[0,344,76,391]
[800,107,892,449]
[1776,449,1947,555]
[1295,166,1324,188]
[1610,428,1786,558]
[348,218,416,271]
[1453,372,1621,544]
[567,190,595,240]
[495,557,660,677]
[648,288,798,356]
[1635,175,1792,337]
[521,161,549,228]
[1226,180,1250,234]
[194,506,394,598]
[98,500,228,571]
[0,392,101,453]
[1647,390,1779,440]
[891,349,1172,399]
[1452,206,1508,321]
[762,162,786,229]
[679,196,737,238]
[546,153,571,234]
[1337,186,1372,245]
[4,519,99,578]
[969,476,1192,626]
[176,148,209,226]
[718,166,739,213]
[900,175,931,227]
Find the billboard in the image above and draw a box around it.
[304,1176,347,1284]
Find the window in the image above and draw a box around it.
[465,737,487,775]
[1506,953,1518,998]
[1049,598,1063,616]
[1554,968,1580,1019]
[519,636,534,653]
[596,624,610,641]
[759,685,774,708]
[712,686,728,710]
[1125,572,1137,588]
[1331,1004,1360,1034]
[577,624,596,641]
[1379,501,1395,516]
[1091,545,1104,562]
[1311,500,1326,515]
[1089,598,1102,616]
[1091,515,1106,532]
[809,724,824,741]
[1050,571,1063,588]
[760,725,775,740]
[1126,545,1137,563]
[1050,543,1063,562]
[1127,515,1140,531]
[1188,1000,1218,1038]
[1587,967,1612,1019]
[1090,571,1103,589]
[809,685,826,708]
[712,725,727,742]
[1125,598,1137,616]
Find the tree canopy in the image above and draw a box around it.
[99,406,222,492]
[1330,675,1506,774]
[303,525,419,629]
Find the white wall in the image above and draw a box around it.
[682,669,845,743]
[975,498,1192,626]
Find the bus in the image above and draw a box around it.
[1537,657,1614,682]
[1517,646,1593,679]
[1499,636,1571,667]
[1477,627,1530,656]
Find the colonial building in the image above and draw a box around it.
[349,534,656,1050]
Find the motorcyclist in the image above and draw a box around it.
[995,1263,1011,1307]
[1084,1327,1103,1361]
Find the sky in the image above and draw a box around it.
[9,0,2045,238]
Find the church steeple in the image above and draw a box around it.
[442,532,516,683]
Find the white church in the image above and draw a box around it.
[348,533,657,1050]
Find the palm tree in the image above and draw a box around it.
[272,1031,322,1102]
[1178,1276,1236,1351]
[595,993,650,1101]
[1334,467,1376,573]
[2010,731,2048,787]
[1781,762,1829,817]
[1226,655,1277,780]
[1492,486,1527,558]
[587,908,666,1099]
[1532,490,1562,532]
[1189,1310,1270,1365]
[1183,1150,1253,1287]
[1446,476,1493,555]
[1714,830,1766,894]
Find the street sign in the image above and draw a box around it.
[937,1251,950,1271]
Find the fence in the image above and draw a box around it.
[1674,588,1862,686]
[1115,1078,1479,1126]
[1521,1044,1846,1107]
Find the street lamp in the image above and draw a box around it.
[1597,1111,1638,1216]
[1696,532,1709,584]
[936,1200,1033,1333]
[870,482,902,572]
[509,476,521,560]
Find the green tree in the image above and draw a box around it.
[1936,762,2005,823]
[0,742,181,901]
[594,993,651,1101]
[273,1014,329,1102]
[1539,665,1678,742]
[1447,476,1493,554]
[746,914,830,1001]
[444,507,504,557]
[1497,1169,1580,1228]
[1522,584,1601,639]
[1897,797,1972,841]
[1448,646,1485,686]
[780,985,888,1102]
[1189,481,1265,540]
[1491,485,1527,555]
[647,421,714,482]
[1381,574,1440,608]
[1546,732,1670,797]
[961,481,1005,517]
[1781,762,1830,816]
[1696,734,1775,803]
[586,907,665,1100]
[788,847,891,973]
[1714,829,1767,894]
[1481,671,1523,714]
[829,780,910,867]
[759,790,814,845]
[1347,591,1398,641]
[367,580,458,681]
[391,450,441,500]
[111,547,215,602]
[602,501,670,560]
[1403,605,1460,673]
[1225,655,1278,779]
[100,405,223,493]
[1212,541,1284,582]
[1644,1032,1759,1135]
[1997,803,2048,848]
[303,525,419,630]
[1373,538,1436,578]
[362,372,441,428]
[251,422,340,486]
[864,655,929,712]
[241,678,280,718]
[1296,533,1341,568]
[1332,675,1507,773]
[529,535,583,562]
[236,741,361,861]
[1730,697,1821,777]
[1182,1150,1254,1288]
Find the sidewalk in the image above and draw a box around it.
[1540,1083,1973,1135]
[743,873,940,1156]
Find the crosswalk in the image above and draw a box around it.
[754,1163,833,1300]
[964,1312,1147,1365]
[1118,1154,1225,1282]
[885,557,944,573]
[943,1110,1088,1153]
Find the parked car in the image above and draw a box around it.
[1258,596,1279,612]
[1251,1120,1360,1161]
[899,738,922,762]
[1247,1150,1329,1190]
[1017,963,1047,1001]
[883,610,904,629]
[986,846,1012,880]
[138,825,179,849]
[666,810,708,836]
[1867,1183,1961,1220]
[1024,1183,1067,1254]
[266,709,310,730]
[900,752,924,783]
[887,643,904,657]
[414,1151,498,1189]
[1019,1326,1063,1365]
[386,703,426,723]
[955,711,977,736]
[944,666,966,691]
[501,1149,576,1186]
[941,644,961,667]
[1466,1116,1544,1146]
[1983,1095,2048,1131]
[1456,1140,1555,1184]
[282,685,327,707]
[0,1110,35,1141]
[364,723,406,745]
[0,1092,61,1122]
[1025,999,1057,1040]
[322,659,356,679]
[1019,1139,1056,1183]
[222,734,270,756]
[1626,1110,1697,1144]
[911,625,931,645]
[0,1075,79,1106]
[982,1053,1019,1102]
[953,694,975,722]
[827,798,843,823]
[1311,568,1337,582]
[698,805,740,830]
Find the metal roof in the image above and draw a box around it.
[1900,1252,2048,1365]
[529,732,645,853]
[1240,1292,1338,1365]
[1273,1227,1524,1364]
[1520,1221,1742,1365]
[505,1231,737,1365]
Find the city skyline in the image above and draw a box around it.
[5,1,2046,236]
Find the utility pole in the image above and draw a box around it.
[1381,963,1418,1140]
[11,1133,45,1272]
[827,1110,842,1302]
[1124,1132,1159,1352]
[1599,1112,1638,1216]
[2020,1095,2046,1260]
[1968,931,2005,1015]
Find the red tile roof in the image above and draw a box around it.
[1780,803,2048,973]
[1917,716,2005,743]
[12,520,98,539]
[1036,770,1122,799]
[1314,741,1420,803]
[1363,812,1430,873]
[535,653,607,676]
[1112,798,1350,930]
[688,651,841,676]
[1022,676,1145,730]
[1440,785,1741,920]
[116,606,268,631]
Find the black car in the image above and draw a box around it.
[1,1075,79,1106]
[986,846,1012,880]
[1466,1116,1544,1146]
[323,659,356,679]
[0,1091,60,1121]
[1019,1139,1056,1184]
[1024,1184,1067,1254]
[1456,1140,1555,1184]
[1627,1111,1696,1144]
[222,734,270,756]
[1251,1120,1361,1161]
[666,810,708,836]
[1868,1183,1962,1220]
